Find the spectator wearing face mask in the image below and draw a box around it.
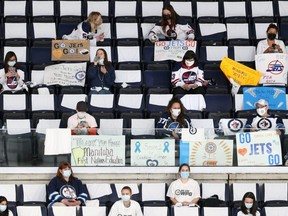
[86,48,115,94]
[0,51,25,93]
[67,101,97,135]
[148,4,194,42]
[244,99,287,165]
[62,11,105,46]
[0,196,13,216]
[171,50,206,95]
[47,161,87,207]
[156,97,193,140]
[167,163,200,207]
[256,23,287,54]
[237,192,260,216]
[108,186,143,216]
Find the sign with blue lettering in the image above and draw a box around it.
[243,86,286,110]
[130,139,175,166]
[236,131,282,166]
[179,140,233,166]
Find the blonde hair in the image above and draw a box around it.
[87,11,102,32]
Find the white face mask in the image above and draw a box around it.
[257,107,266,116]
[185,60,194,67]
[98,58,104,65]
[8,61,16,67]
[63,169,71,178]
[171,108,181,117]
[77,112,86,119]
[0,205,7,212]
[122,195,130,202]
[245,202,253,209]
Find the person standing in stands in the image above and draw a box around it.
[0,196,13,216]
[108,186,143,216]
[156,97,193,140]
[0,51,25,93]
[67,101,97,135]
[256,23,286,54]
[62,11,105,46]
[47,161,87,207]
[87,48,115,94]
[237,192,260,216]
[148,4,195,42]
[171,50,206,95]
[167,163,200,207]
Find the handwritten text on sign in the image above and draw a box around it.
[236,131,282,166]
[71,135,125,166]
[154,40,197,61]
[44,62,86,86]
[130,139,175,166]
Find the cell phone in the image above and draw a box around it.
[94,55,100,62]
[272,43,276,49]
[68,199,75,202]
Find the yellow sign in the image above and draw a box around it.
[220,56,262,86]
[51,40,90,61]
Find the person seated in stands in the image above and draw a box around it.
[67,101,97,135]
[256,23,286,54]
[108,186,143,216]
[167,163,200,207]
[0,196,13,216]
[156,97,193,140]
[148,4,194,42]
[244,99,287,164]
[47,161,87,207]
[62,11,104,46]
[0,51,25,93]
[171,50,206,95]
[87,48,115,94]
[237,192,260,216]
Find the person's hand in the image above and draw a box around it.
[189,84,198,89]
[61,199,71,206]
[182,201,190,206]
[250,127,257,132]
[172,131,179,139]
[5,72,14,77]
[96,33,105,42]
[187,38,194,42]
[100,66,107,74]
[181,84,190,90]
[69,200,81,206]
[150,35,159,43]
[276,129,282,135]
[14,72,20,80]
[264,46,275,53]
[275,45,283,53]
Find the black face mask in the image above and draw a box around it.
[267,33,276,40]
[162,14,171,20]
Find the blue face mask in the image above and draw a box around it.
[63,170,71,178]
[121,195,131,202]
[180,172,190,179]
[0,205,7,212]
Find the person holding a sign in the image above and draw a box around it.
[0,51,25,93]
[67,101,97,135]
[87,48,115,94]
[256,23,286,54]
[62,11,104,46]
[171,50,206,95]
[167,163,200,207]
[47,161,87,207]
[148,4,194,42]
[156,97,193,140]
[237,192,260,216]
[108,186,143,216]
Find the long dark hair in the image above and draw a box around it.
[56,161,75,181]
[165,97,187,126]
[178,163,190,172]
[182,50,198,66]
[96,48,112,71]
[4,51,18,74]
[0,196,9,216]
[240,192,258,216]
[161,4,180,32]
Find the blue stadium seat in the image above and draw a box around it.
[143,70,171,93]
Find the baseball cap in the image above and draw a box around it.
[255,99,268,106]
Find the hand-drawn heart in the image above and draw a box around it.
[238,148,247,156]
[146,159,159,167]
[52,49,63,60]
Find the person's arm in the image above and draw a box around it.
[148,23,162,42]
[278,40,287,53]
[191,181,201,204]
[103,65,115,87]
[76,179,88,205]
[47,177,64,204]
[156,114,173,137]
[194,68,204,87]
[16,69,25,86]
[87,64,98,79]
[108,202,117,216]
[276,116,285,136]
[171,71,183,88]
[135,202,144,216]
[244,115,255,132]
[183,24,195,40]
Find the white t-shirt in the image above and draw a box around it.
[256,39,287,54]
[67,113,97,129]
[237,210,260,216]
[108,200,143,216]
[0,68,25,91]
[167,178,201,203]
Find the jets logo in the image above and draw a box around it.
[257,118,272,130]
[60,185,77,199]
[189,127,197,135]
[182,71,197,84]
[266,60,284,75]
[228,119,243,132]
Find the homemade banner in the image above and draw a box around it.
[256,53,288,85]
[52,40,90,61]
[44,62,86,86]
[130,139,175,166]
[179,140,233,166]
[154,40,197,61]
[71,135,125,166]
[220,57,262,86]
[236,131,282,166]
[243,86,286,110]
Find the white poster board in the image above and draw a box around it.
[154,40,197,61]
[71,135,126,166]
[236,131,282,166]
[256,53,288,85]
[130,139,175,166]
[44,62,86,86]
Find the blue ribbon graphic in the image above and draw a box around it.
[135,142,141,153]
[163,141,169,153]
